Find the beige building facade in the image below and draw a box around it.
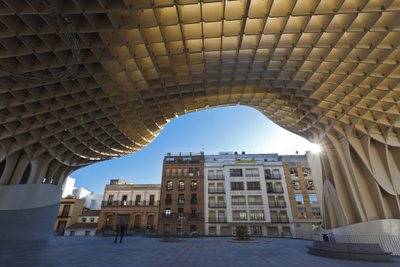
[53,198,85,236]
[280,155,322,239]
[98,180,160,233]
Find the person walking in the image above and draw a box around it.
[114,225,125,243]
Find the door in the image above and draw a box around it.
[134,215,141,229]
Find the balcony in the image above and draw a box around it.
[160,212,175,219]
[270,216,289,223]
[267,188,284,193]
[190,199,198,205]
[101,200,159,207]
[208,188,225,194]
[268,201,287,208]
[208,217,227,223]
[265,175,281,180]
[248,201,264,206]
[208,175,225,180]
[231,202,246,206]
[208,202,226,208]
[232,217,248,221]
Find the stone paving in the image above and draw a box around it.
[0,236,399,267]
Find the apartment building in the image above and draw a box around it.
[280,155,322,239]
[98,179,160,233]
[64,210,100,236]
[54,197,85,235]
[158,152,205,236]
[205,152,293,237]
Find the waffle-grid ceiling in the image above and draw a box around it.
[1,0,400,166]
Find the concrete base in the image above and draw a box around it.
[0,204,59,241]
[308,241,393,262]
[0,184,61,241]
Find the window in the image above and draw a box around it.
[230,182,244,191]
[306,180,315,190]
[191,180,197,190]
[309,194,318,204]
[272,169,281,179]
[246,181,260,190]
[165,208,172,218]
[290,168,298,176]
[292,181,301,190]
[171,169,176,176]
[216,170,223,178]
[90,217,95,222]
[85,230,91,236]
[232,211,247,220]
[121,195,127,206]
[295,194,304,204]
[165,157,175,164]
[191,209,197,218]
[249,210,264,220]
[312,208,321,217]
[230,169,243,177]
[248,195,263,205]
[179,180,185,190]
[82,217,87,223]
[245,168,259,177]
[298,207,307,218]
[208,170,214,179]
[188,168,194,176]
[177,168,182,176]
[251,226,263,236]
[265,169,272,179]
[149,194,155,206]
[165,168,171,176]
[107,195,114,205]
[303,168,311,176]
[190,194,197,205]
[178,208,184,219]
[69,231,75,236]
[183,168,188,176]
[166,180,173,191]
[135,195,141,206]
[165,194,172,205]
[178,194,185,205]
[61,205,70,217]
[231,196,246,205]
[194,167,200,176]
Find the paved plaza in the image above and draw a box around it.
[0,236,399,267]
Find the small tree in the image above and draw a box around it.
[234,226,250,240]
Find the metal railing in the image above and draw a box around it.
[265,175,281,180]
[208,217,227,223]
[102,200,159,207]
[208,202,226,208]
[268,201,287,208]
[208,188,225,193]
[208,175,225,180]
[299,229,400,256]
[231,202,247,205]
[270,216,289,223]
[329,234,400,256]
[248,201,264,205]
[267,188,284,193]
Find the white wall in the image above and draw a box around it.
[61,177,75,198]
[83,194,103,210]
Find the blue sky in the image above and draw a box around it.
[72,106,313,193]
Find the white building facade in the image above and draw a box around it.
[64,210,100,236]
[205,152,294,237]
